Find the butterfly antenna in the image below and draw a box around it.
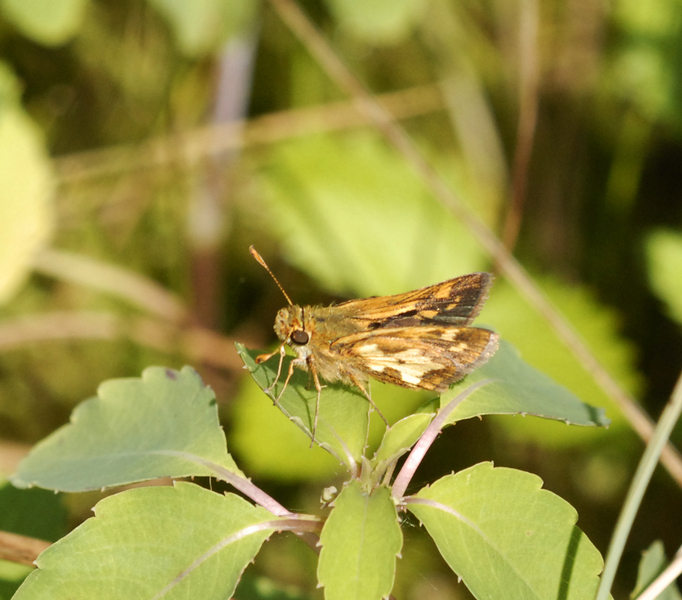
[249,246,295,307]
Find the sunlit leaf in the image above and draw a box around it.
[318,481,402,600]
[257,133,487,298]
[11,366,240,492]
[0,0,88,46]
[409,463,605,600]
[0,65,54,305]
[325,0,428,45]
[646,229,682,327]
[369,412,433,479]
[13,483,279,600]
[148,0,258,57]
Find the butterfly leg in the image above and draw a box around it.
[308,358,324,448]
[349,374,389,426]
[272,355,321,447]
[257,349,323,447]
[273,356,305,405]
[257,344,286,395]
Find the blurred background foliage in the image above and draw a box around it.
[0,0,681,597]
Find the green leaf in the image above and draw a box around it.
[13,483,279,600]
[148,0,258,57]
[0,61,21,108]
[369,412,433,481]
[324,0,428,45]
[234,573,311,600]
[0,564,31,600]
[0,66,54,304]
[237,344,370,468]
[408,463,605,600]
[632,541,682,600]
[229,367,344,482]
[11,366,241,492]
[318,481,402,600]
[0,0,88,45]
[258,134,487,298]
[442,340,610,427]
[646,229,682,327]
[0,479,67,597]
[0,479,66,542]
[481,277,631,446]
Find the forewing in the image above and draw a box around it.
[331,326,499,392]
[335,273,493,329]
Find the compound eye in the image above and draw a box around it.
[291,330,309,345]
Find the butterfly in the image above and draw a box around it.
[250,246,499,443]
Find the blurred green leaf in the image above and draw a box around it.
[409,463,604,600]
[0,66,54,305]
[0,0,88,46]
[615,0,679,36]
[13,483,279,600]
[258,133,486,297]
[646,229,682,327]
[324,0,427,45]
[610,48,670,120]
[0,479,67,598]
[234,574,310,600]
[632,540,682,600]
[318,481,401,600]
[0,479,66,542]
[148,0,258,57]
[606,0,682,122]
[11,366,241,492]
[0,63,21,109]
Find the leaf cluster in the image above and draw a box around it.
[6,344,613,599]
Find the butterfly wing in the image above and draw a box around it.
[334,273,494,329]
[331,326,499,392]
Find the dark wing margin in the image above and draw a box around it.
[331,326,499,392]
[338,273,494,329]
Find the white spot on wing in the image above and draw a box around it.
[400,372,421,385]
[358,343,379,355]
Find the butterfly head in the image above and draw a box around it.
[274,305,313,357]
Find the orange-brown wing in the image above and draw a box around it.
[334,273,493,329]
[331,326,499,392]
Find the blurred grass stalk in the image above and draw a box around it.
[52,84,447,183]
[597,368,682,600]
